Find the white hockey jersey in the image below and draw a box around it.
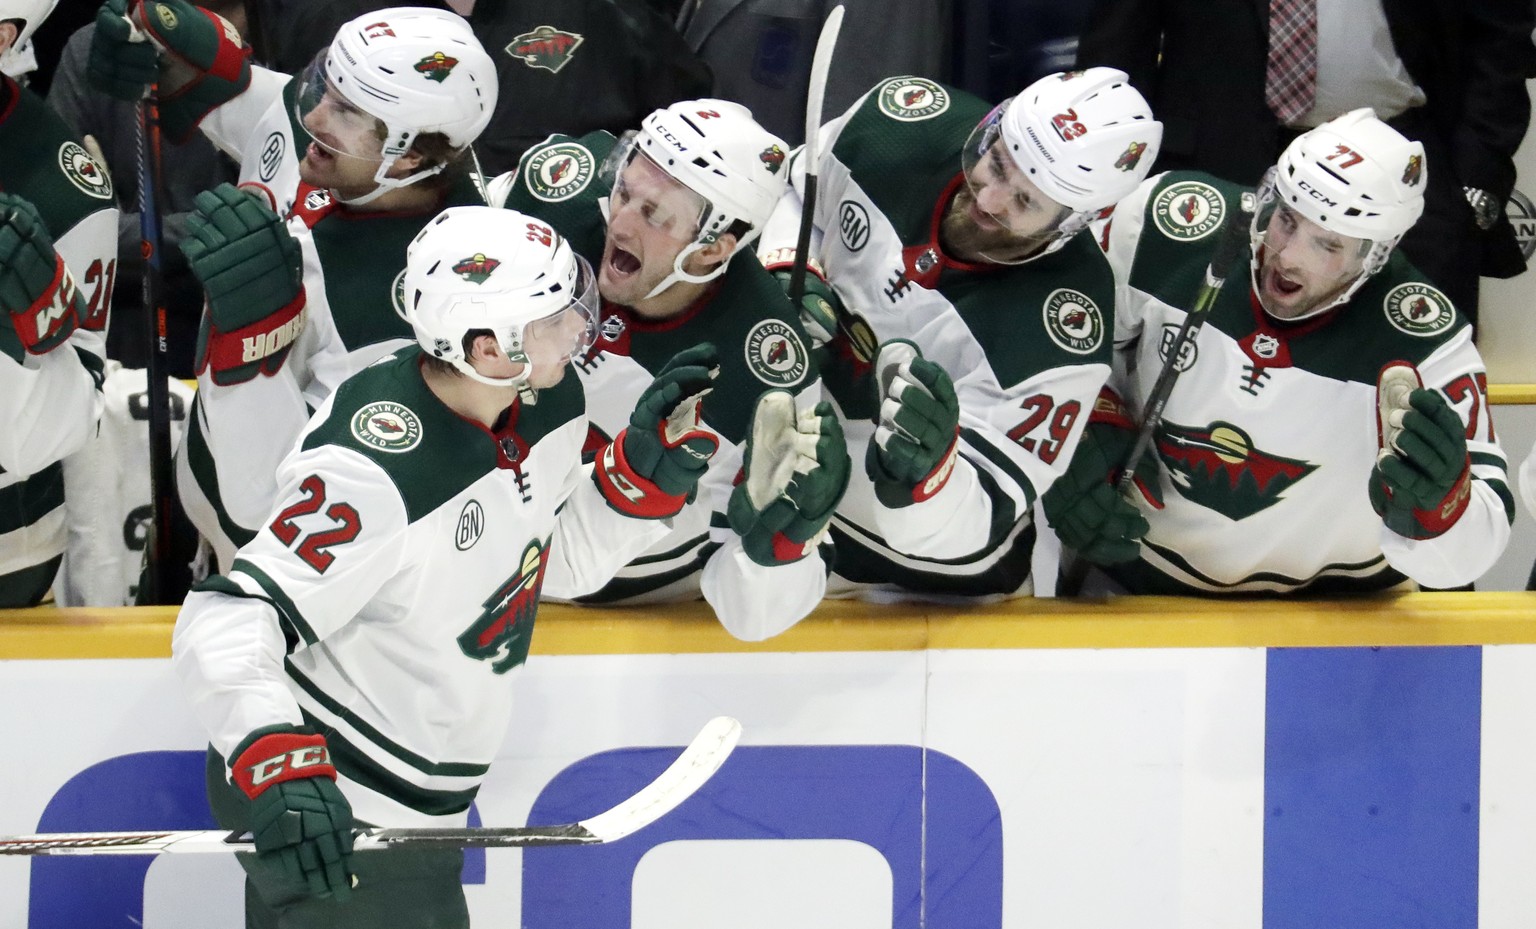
[173,350,667,827]
[1098,171,1513,593]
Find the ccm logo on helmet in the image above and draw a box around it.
[1296,179,1338,208]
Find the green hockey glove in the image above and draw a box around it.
[727,392,851,565]
[88,0,160,101]
[230,724,354,901]
[1041,388,1162,565]
[763,249,878,416]
[0,193,86,362]
[594,343,720,519]
[1370,373,1471,539]
[762,250,842,346]
[183,183,305,385]
[863,340,962,508]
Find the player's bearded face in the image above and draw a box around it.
[599,155,709,312]
[1256,205,1368,320]
[945,144,1070,261]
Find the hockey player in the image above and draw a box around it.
[491,99,850,641]
[1041,109,1513,594]
[89,2,498,570]
[172,206,718,925]
[0,0,117,606]
[757,68,1162,597]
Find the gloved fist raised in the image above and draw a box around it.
[88,0,159,101]
[727,392,851,565]
[231,725,354,900]
[1370,365,1471,539]
[0,193,86,362]
[594,343,720,519]
[864,340,961,508]
[184,183,306,385]
[1040,388,1161,565]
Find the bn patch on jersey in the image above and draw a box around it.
[58,141,113,200]
[1152,181,1226,241]
[1042,289,1105,355]
[1383,282,1456,337]
[351,401,424,453]
[744,320,809,387]
[876,78,950,122]
[523,142,596,202]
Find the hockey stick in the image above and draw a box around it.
[786,4,845,308]
[0,716,740,856]
[1057,205,1252,595]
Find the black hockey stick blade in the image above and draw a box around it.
[0,717,741,856]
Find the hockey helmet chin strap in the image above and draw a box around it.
[594,196,744,301]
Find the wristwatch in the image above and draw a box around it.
[1464,187,1501,231]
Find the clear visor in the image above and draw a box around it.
[600,134,712,244]
[959,103,1074,238]
[516,255,601,370]
[294,54,390,163]
[1253,196,1370,283]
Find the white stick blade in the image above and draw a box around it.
[577,716,742,843]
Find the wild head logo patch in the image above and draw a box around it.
[760,145,786,174]
[1152,181,1226,241]
[453,254,501,284]
[523,142,596,202]
[744,319,809,387]
[458,539,550,673]
[1042,289,1105,355]
[1402,154,1424,187]
[1383,282,1455,336]
[507,25,584,74]
[350,401,423,453]
[58,141,113,200]
[876,77,950,121]
[1155,420,1316,520]
[1115,141,1149,172]
[414,52,459,82]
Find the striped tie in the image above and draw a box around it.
[1265,0,1318,124]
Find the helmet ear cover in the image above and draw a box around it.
[0,0,59,48]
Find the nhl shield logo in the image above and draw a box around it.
[876,77,950,121]
[507,25,584,74]
[58,141,113,200]
[523,142,595,202]
[1042,289,1105,355]
[744,319,809,387]
[351,401,423,453]
[453,254,501,284]
[1152,181,1227,241]
[413,52,459,82]
[1383,282,1456,337]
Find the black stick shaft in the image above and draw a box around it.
[137,88,175,604]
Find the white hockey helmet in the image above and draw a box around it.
[601,99,790,296]
[295,8,498,202]
[0,0,58,48]
[403,206,599,390]
[1250,108,1426,316]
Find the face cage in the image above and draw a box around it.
[294,53,453,205]
[1247,172,1395,321]
[958,103,1087,264]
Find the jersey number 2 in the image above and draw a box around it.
[269,475,362,574]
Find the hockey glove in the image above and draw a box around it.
[1040,388,1162,565]
[727,392,851,565]
[594,343,720,519]
[1369,366,1471,540]
[90,0,251,139]
[230,724,354,901]
[0,193,86,362]
[764,250,878,416]
[183,183,306,385]
[864,340,962,509]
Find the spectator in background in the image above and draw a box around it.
[1075,0,1536,326]
[677,0,951,145]
[266,0,713,176]
[47,0,245,377]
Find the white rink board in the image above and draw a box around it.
[3,644,1534,928]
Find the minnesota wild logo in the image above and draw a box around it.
[1152,181,1226,241]
[350,401,423,453]
[458,540,550,673]
[760,145,786,174]
[1402,154,1424,187]
[58,141,113,200]
[876,77,950,121]
[507,25,584,74]
[523,141,595,202]
[1115,141,1149,172]
[1155,420,1316,520]
[745,319,809,387]
[414,52,459,82]
[453,254,501,284]
[1383,282,1455,336]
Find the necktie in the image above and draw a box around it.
[1265,0,1318,124]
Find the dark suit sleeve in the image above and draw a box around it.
[1074,0,1166,95]
[1453,0,1536,199]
